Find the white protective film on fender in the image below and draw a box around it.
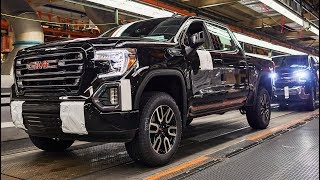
[196,50,213,70]
[120,79,132,111]
[60,101,88,135]
[10,101,26,130]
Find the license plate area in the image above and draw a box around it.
[284,86,289,99]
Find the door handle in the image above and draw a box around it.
[214,59,223,64]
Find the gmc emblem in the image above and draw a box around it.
[26,60,57,70]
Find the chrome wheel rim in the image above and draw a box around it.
[260,93,270,120]
[149,105,177,154]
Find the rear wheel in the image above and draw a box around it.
[125,92,182,167]
[246,88,271,129]
[29,135,74,152]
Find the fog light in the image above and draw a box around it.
[110,87,118,105]
[98,87,119,106]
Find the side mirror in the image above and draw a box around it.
[190,31,205,49]
[314,64,319,70]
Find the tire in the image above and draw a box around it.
[29,135,74,152]
[186,117,193,126]
[246,87,271,129]
[306,87,316,111]
[125,92,182,167]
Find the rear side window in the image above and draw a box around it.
[204,22,236,51]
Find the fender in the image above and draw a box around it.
[133,69,188,127]
[246,71,273,107]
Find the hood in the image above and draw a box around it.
[275,66,308,73]
[23,37,177,51]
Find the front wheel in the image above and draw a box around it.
[125,92,182,167]
[246,88,271,129]
[306,87,316,111]
[29,135,74,152]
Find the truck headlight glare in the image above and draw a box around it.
[293,70,308,82]
[93,48,137,78]
[270,72,277,80]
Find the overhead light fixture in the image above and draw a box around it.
[258,0,319,36]
[234,32,307,55]
[85,0,174,18]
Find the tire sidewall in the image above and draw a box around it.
[138,93,182,163]
[256,88,271,128]
[307,86,315,110]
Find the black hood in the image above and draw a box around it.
[23,37,176,51]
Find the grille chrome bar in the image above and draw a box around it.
[15,47,85,95]
[20,76,80,82]
[16,70,82,77]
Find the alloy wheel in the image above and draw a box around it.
[260,93,270,120]
[149,105,177,154]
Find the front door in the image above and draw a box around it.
[183,20,225,117]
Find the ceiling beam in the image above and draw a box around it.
[300,39,319,46]
[250,15,292,28]
[249,12,317,28]
[184,0,239,8]
[286,31,317,39]
[258,0,319,36]
[208,5,254,22]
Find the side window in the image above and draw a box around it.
[205,22,236,51]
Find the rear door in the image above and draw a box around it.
[204,22,249,110]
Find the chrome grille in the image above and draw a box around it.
[15,48,85,95]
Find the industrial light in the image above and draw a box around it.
[86,0,174,18]
[258,0,319,36]
[234,32,307,55]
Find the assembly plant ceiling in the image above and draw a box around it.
[23,0,320,55]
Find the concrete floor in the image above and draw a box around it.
[182,117,319,180]
[1,107,318,180]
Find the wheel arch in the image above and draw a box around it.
[133,69,188,127]
[247,71,273,107]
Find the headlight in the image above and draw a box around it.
[270,72,277,80]
[93,48,137,78]
[293,70,309,82]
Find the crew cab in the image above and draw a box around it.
[272,55,319,110]
[10,16,274,166]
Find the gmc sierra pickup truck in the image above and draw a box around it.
[11,16,274,166]
[272,54,319,110]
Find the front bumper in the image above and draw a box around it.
[10,79,139,142]
[273,85,310,103]
[10,100,139,142]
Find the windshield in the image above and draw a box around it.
[273,55,309,68]
[100,17,186,42]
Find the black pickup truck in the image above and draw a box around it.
[11,16,274,166]
[272,55,319,110]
